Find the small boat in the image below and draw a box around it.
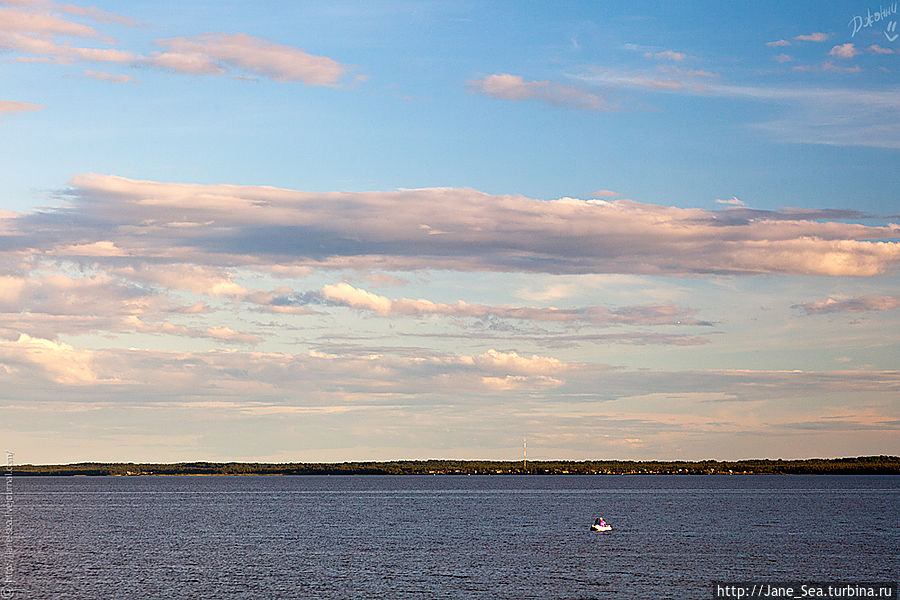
[591,518,611,531]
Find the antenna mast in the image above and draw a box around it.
[523,436,527,472]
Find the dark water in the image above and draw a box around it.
[5,475,898,599]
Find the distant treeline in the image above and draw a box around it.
[10,455,900,476]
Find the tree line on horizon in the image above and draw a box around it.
[9,455,900,476]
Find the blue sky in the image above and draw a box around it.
[1,0,898,463]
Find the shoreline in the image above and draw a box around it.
[10,455,900,476]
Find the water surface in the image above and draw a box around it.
[8,475,898,599]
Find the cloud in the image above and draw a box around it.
[795,32,829,42]
[82,69,135,83]
[0,3,139,66]
[13,173,899,277]
[57,2,136,26]
[0,5,103,38]
[0,31,134,63]
[715,196,745,206]
[467,74,607,111]
[0,267,266,345]
[296,282,710,326]
[821,61,862,73]
[774,54,793,63]
[146,33,353,85]
[0,5,354,86]
[0,99,44,118]
[766,40,791,47]
[591,189,621,198]
[123,316,262,345]
[582,69,900,147]
[868,45,894,54]
[829,43,859,59]
[793,295,900,315]
[0,333,98,384]
[645,49,686,61]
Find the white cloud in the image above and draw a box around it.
[0,333,98,384]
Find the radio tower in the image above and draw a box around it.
[523,436,527,472]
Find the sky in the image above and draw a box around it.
[1,0,899,464]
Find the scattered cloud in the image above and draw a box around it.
[468,73,607,111]
[766,39,791,47]
[292,282,711,326]
[715,196,745,206]
[829,43,859,58]
[580,69,900,148]
[774,53,793,63]
[145,33,354,85]
[0,3,137,65]
[56,2,137,26]
[0,333,99,385]
[868,44,895,54]
[0,4,105,39]
[0,100,44,118]
[793,61,862,73]
[795,32,829,42]
[793,295,900,315]
[591,189,621,198]
[645,49,686,61]
[8,173,895,278]
[0,4,356,87]
[82,69,135,83]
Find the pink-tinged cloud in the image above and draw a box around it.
[795,32,829,42]
[83,69,135,84]
[774,54,793,63]
[28,174,900,277]
[0,99,43,118]
[0,5,102,38]
[591,190,621,198]
[821,61,861,73]
[715,196,745,206]
[793,295,900,315]
[0,30,134,63]
[645,49,686,61]
[313,282,709,326]
[58,3,137,26]
[793,62,861,74]
[123,317,262,345]
[147,33,352,85]
[767,39,791,47]
[829,43,859,59]
[468,74,607,111]
[868,45,894,54]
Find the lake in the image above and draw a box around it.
[6,475,898,599]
